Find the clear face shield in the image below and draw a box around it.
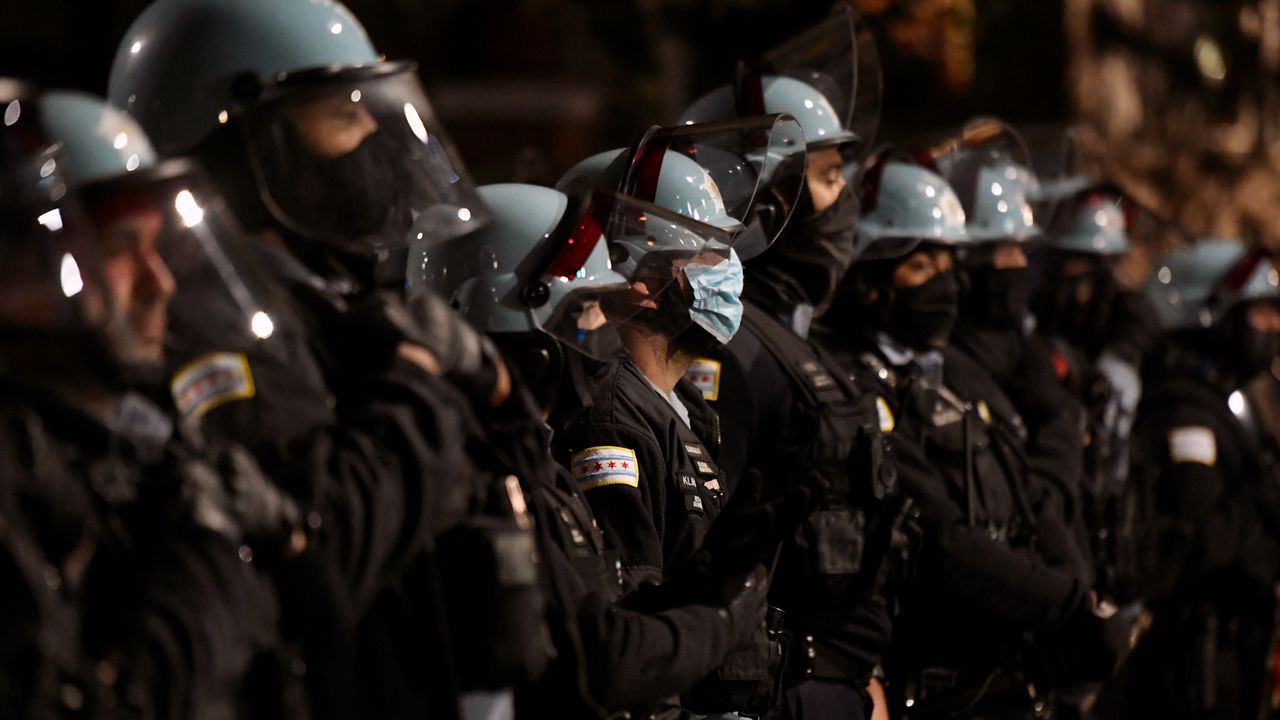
[0,91,113,353]
[80,162,301,378]
[755,5,882,160]
[239,62,488,252]
[621,115,807,260]
[531,192,738,360]
[926,117,1040,250]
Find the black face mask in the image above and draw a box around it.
[1240,325,1280,380]
[962,263,1031,332]
[761,182,861,309]
[270,130,401,243]
[1032,258,1117,351]
[888,269,960,351]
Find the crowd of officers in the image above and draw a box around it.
[3,1,1280,718]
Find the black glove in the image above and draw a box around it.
[1031,601,1132,685]
[720,565,771,651]
[401,289,507,405]
[700,468,829,577]
[288,284,405,380]
[177,444,304,565]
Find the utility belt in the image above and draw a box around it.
[778,630,876,688]
[896,665,1049,720]
[436,475,552,691]
[687,606,788,714]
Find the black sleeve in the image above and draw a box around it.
[713,338,792,492]
[532,480,739,715]
[1135,419,1263,599]
[105,526,283,720]
[285,356,481,613]
[892,433,1087,629]
[554,422,672,590]
[576,593,735,711]
[1009,345,1088,525]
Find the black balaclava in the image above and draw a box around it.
[829,250,960,353]
[260,123,401,242]
[889,269,961,352]
[1162,301,1280,390]
[1032,250,1119,354]
[195,120,397,291]
[961,259,1032,332]
[1223,302,1280,382]
[744,181,860,315]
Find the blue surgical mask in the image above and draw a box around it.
[682,249,745,344]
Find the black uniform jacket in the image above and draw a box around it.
[0,380,288,719]
[826,339,1086,674]
[709,303,893,674]
[525,461,739,718]
[553,358,726,591]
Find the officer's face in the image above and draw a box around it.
[96,208,177,364]
[1060,256,1099,305]
[892,247,953,288]
[806,147,846,213]
[991,242,1028,269]
[1247,301,1280,335]
[286,93,380,159]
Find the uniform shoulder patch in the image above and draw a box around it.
[1168,426,1217,466]
[684,358,722,401]
[571,446,641,491]
[171,352,255,420]
[875,396,896,433]
[976,400,993,426]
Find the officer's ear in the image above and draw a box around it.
[625,280,661,309]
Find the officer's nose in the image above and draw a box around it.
[136,245,176,304]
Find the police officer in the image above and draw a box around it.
[1030,183,1160,604]
[0,81,302,718]
[423,181,824,717]
[1095,238,1280,720]
[674,10,914,719]
[928,119,1094,583]
[823,154,1127,718]
[108,2,541,716]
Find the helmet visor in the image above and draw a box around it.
[82,164,299,375]
[540,191,737,359]
[757,6,881,157]
[241,63,487,251]
[927,117,1039,242]
[624,114,806,258]
[0,93,112,343]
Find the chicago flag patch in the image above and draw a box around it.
[571,446,640,491]
[171,352,255,420]
[685,358,722,401]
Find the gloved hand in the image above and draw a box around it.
[401,289,511,406]
[700,468,829,577]
[1031,600,1132,685]
[719,565,771,651]
[287,284,412,380]
[178,444,306,564]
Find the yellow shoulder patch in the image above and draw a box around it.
[976,400,993,426]
[571,446,640,491]
[1168,426,1217,466]
[875,396,896,433]
[684,358,722,401]
[171,352,255,420]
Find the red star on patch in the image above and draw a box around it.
[621,462,630,469]
[701,375,711,382]
[594,462,603,471]
[608,461,617,468]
